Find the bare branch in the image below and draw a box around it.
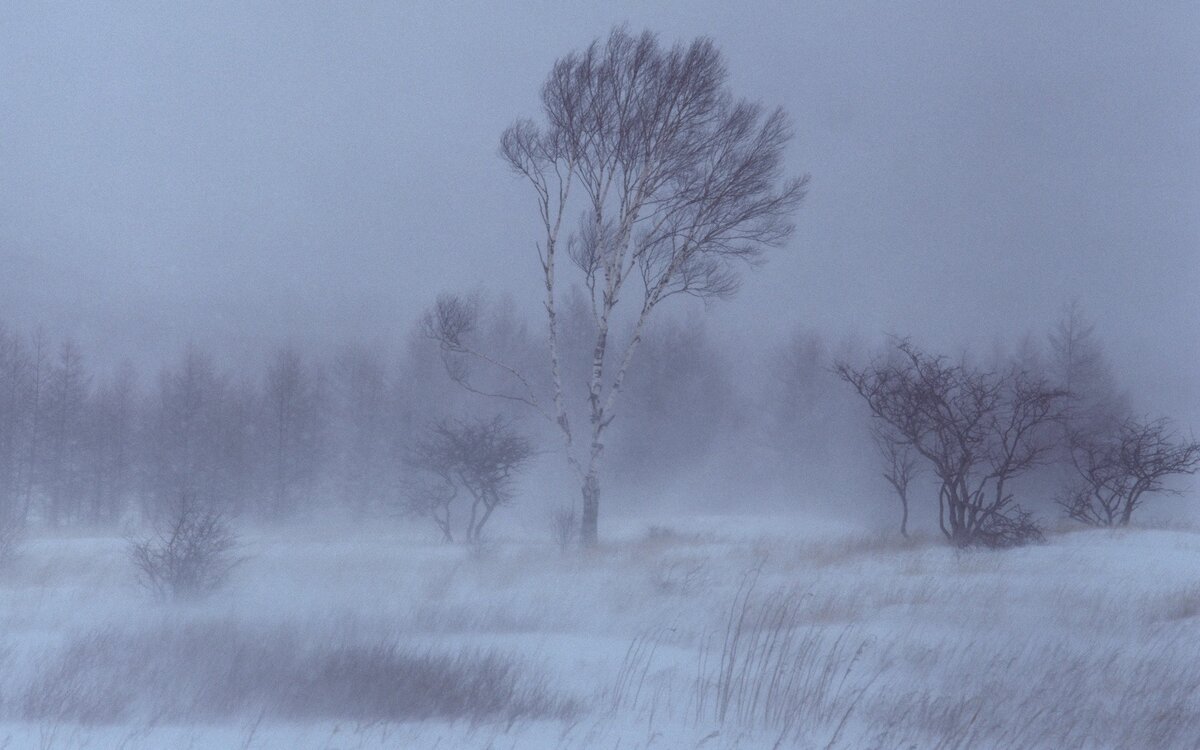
[421,293,556,422]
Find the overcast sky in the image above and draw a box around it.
[0,2,1196,418]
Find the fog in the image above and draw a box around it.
[1,4,1198,748]
[2,3,1196,418]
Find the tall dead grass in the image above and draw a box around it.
[17,620,577,725]
[611,566,1200,748]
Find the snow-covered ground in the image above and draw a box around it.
[1,515,1198,748]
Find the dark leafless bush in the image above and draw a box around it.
[404,416,534,544]
[1061,416,1200,527]
[128,496,242,599]
[838,339,1066,548]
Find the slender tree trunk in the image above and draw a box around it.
[581,471,599,547]
[1119,488,1146,527]
[475,493,498,542]
[937,486,948,540]
[466,496,480,543]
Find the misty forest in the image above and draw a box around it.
[1,5,1198,749]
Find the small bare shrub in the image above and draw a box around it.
[404,416,534,543]
[128,496,242,599]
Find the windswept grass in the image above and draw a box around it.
[18,620,576,725]
[609,559,1200,749]
[2,521,1199,748]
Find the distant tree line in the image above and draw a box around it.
[0,295,1194,550]
[0,328,354,527]
[0,306,755,533]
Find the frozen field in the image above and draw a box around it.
[1,516,1198,749]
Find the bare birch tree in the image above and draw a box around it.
[428,27,806,545]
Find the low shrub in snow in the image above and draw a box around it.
[128,496,242,599]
